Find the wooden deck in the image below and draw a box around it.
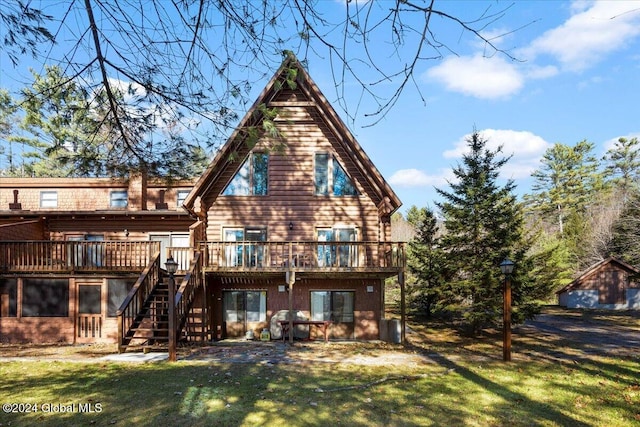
[197,241,405,276]
[0,241,160,273]
[0,240,405,276]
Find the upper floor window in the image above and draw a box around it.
[176,190,190,207]
[110,191,128,208]
[223,153,268,196]
[40,191,58,208]
[315,153,358,196]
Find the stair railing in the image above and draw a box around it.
[116,251,161,352]
[174,251,203,338]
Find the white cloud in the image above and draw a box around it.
[443,129,551,179]
[526,65,559,80]
[424,1,640,98]
[389,168,451,188]
[390,130,551,188]
[424,55,523,99]
[603,133,640,151]
[520,1,640,72]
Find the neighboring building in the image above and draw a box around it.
[0,176,196,343]
[0,55,405,347]
[557,257,640,310]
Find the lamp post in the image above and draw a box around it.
[165,255,179,362]
[499,258,515,362]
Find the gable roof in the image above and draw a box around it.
[183,53,401,218]
[556,257,640,294]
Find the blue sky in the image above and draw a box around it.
[286,0,640,215]
[1,1,639,215]
[331,0,640,213]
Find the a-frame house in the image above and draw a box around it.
[182,53,403,341]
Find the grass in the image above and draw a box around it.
[1,308,639,426]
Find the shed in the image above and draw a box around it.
[557,257,640,310]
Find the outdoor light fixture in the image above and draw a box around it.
[165,255,179,362]
[289,222,294,230]
[165,256,178,275]
[500,258,515,276]
[500,257,515,362]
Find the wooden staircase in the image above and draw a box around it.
[117,251,205,353]
[120,278,172,350]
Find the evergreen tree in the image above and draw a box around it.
[603,137,640,198]
[436,131,525,334]
[406,206,448,318]
[11,65,209,178]
[526,140,602,236]
[0,89,18,175]
[609,189,640,266]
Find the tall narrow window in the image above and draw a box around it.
[315,153,329,195]
[40,191,58,208]
[223,153,269,196]
[314,153,358,196]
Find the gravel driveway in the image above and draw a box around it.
[515,310,640,361]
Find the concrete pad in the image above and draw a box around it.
[100,352,168,362]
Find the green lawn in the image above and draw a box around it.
[1,309,638,426]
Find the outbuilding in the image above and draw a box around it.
[557,257,640,310]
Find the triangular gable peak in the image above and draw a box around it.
[184,54,401,219]
[557,257,640,294]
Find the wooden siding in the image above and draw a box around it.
[0,275,137,344]
[572,263,630,305]
[0,220,45,240]
[1,178,194,212]
[208,276,384,340]
[561,258,640,306]
[204,99,385,243]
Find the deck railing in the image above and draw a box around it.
[0,241,160,273]
[166,246,193,272]
[200,241,405,271]
[116,251,161,352]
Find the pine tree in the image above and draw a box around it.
[406,206,448,317]
[526,140,602,236]
[436,131,524,334]
[603,137,640,198]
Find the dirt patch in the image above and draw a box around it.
[186,341,434,366]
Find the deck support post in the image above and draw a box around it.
[287,269,295,344]
[168,273,177,362]
[399,269,406,344]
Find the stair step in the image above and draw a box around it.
[131,327,170,332]
[128,335,169,341]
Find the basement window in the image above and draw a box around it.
[107,279,135,317]
[310,291,354,323]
